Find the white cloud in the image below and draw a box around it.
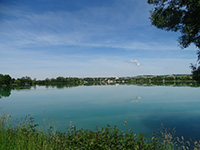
[130,59,141,67]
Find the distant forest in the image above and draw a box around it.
[0,74,198,87]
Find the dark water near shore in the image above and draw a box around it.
[0,85,200,140]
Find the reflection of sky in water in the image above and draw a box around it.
[0,85,200,139]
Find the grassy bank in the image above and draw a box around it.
[0,114,199,150]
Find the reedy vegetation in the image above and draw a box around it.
[0,114,200,150]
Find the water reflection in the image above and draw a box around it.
[0,86,32,99]
[131,96,142,103]
[0,84,200,140]
[125,96,142,103]
[0,88,11,99]
[0,82,200,99]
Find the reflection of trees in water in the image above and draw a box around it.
[0,86,32,99]
[1,82,200,99]
[0,88,11,99]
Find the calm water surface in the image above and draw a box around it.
[0,85,200,139]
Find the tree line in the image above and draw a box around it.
[0,74,199,88]
[0,74,199,99]
[0,74,35,87]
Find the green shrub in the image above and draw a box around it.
[0,114,200,150]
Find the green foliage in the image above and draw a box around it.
[0,74,198,89]
[0,74,12,86]
[126,74,198,87]
[191,64,200,82]
[36,77,82,87]
[148,0,200,81]
[1,114,200,150]
[0,75,34,87]
[0,115,167,150]
[17,76,33,86]
[148,0,200,49]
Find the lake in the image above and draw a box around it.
[0,85,200,140]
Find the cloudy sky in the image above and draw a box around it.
[0,0,197,79]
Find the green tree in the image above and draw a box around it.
[14,79,21,85]
[0,74,12,86]
[18,76,33,86]
[0,74,4,86]
[191,65,200,82]
[148,0,200,81]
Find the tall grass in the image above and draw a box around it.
[0,114,200,150]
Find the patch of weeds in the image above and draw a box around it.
[0,114,200,150]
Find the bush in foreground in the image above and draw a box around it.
[0,114,200,150]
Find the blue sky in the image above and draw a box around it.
[0,0,198,79]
